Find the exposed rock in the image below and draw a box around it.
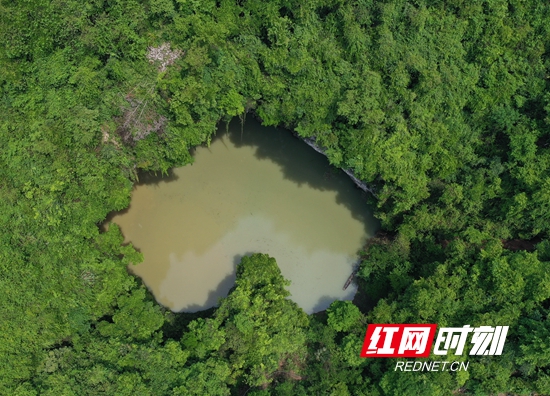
[301,136,377,198]
[147,43,183,72]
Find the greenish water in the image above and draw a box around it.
[109,119,378,313]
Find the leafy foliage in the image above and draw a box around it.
[2,0,550,394]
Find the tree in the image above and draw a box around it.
[184,254,309,389]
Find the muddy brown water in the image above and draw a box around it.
[108,119,379,313]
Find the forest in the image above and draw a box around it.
[1,0,550,394]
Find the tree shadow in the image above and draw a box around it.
[101,117,379,319]
[352,285,377,315]
[175,271,235,313]
[217,118,379,237]
[135,167,180,187]
[100,169,179,228]
[310,295,352,314]
[172,253,256,313]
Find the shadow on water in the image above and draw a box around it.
[124,117,377,238]
[174,251,267,312]
[172,253,254,313]
[220,118,378,237]
[101,169,179,227]
[135,167,180,187]
[177,270,235,313]
[106,117,379,314]
[311,294,343,313]
[102,207,130,229]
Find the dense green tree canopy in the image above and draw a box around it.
[1,0,550,394]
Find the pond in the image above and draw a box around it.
[108,118,379,314]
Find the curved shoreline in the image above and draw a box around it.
[247,112,377,198]
[299,135,378,198]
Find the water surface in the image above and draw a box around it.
[109,119,378,313]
